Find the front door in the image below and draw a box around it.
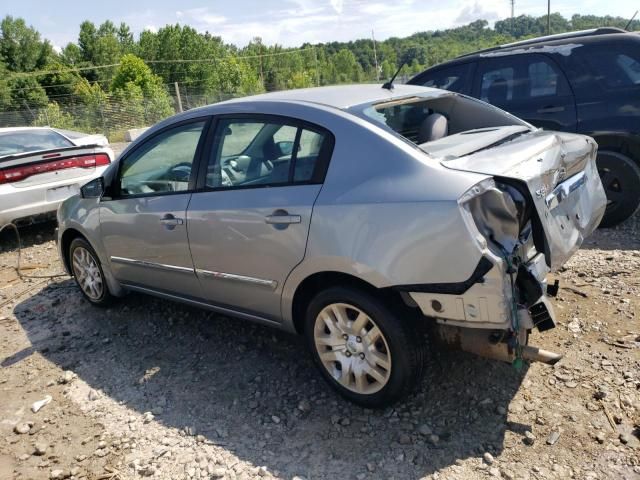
[100,119,209,297]
[474,53,577,132]
[187,115,333,320]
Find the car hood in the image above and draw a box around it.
[441,127,607,270]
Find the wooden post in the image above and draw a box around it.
[174,82,183,113]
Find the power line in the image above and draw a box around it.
[5,47,318,80]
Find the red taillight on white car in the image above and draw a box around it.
[0,153,110,185]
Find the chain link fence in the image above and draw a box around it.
[0,89,239,142]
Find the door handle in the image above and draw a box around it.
[537,106,565,114]
[160,214,184,228]
[265,213,301,225]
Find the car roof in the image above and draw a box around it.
[416,28,638,71]
[220,84,442,110]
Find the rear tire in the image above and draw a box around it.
[69,237,113,307]
[304,286,426,408]
[597,150,640,228]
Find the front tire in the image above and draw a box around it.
[304,286,426,408]
[597,150,640,228]
[69,237,112,307]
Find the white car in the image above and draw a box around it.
[0,127,114,226]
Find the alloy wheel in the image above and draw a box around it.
[598,166,624,213]
[313,302,392,395]
[72,246,104,300]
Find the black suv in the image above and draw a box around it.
[408,28,640,227]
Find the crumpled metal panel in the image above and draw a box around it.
[444,129,607,270]
[466,186,520,253]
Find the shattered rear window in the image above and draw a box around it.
[361,97,433,144]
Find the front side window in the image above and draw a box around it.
[528,60,559,97]
[479,66,515,104]
[119,121,206,196]
[206,118,329,189]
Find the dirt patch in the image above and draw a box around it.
[0,217,639,480]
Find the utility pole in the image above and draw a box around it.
[547,0,551,35]
[510,0,515,34]
[174,82,183,113]
[372,29,380,81]
[314,47,320,86]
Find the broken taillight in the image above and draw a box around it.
[458,178,531,254]
[0,153,110,185]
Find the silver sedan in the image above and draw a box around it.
[56,84,606,407]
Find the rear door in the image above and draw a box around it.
[99,118,209,296]
[187,115,334,320]
[473,53,577,132]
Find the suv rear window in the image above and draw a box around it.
[576,44,640,89]
[411,63,474,94]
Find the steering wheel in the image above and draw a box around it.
[167,162,192,182]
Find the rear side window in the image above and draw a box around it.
[477,54,569,104]
[576,44,640,89]
[411,63,474,94]
[206,117,332,189]
[0,129,73,157]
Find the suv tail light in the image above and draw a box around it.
[0,153,110,185]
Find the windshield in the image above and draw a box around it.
[0,129,74,157]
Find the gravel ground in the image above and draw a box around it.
[0,213,639,480]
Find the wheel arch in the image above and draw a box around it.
[59,226,126,297]
[60,227,86,274]
[590,132,640,164]
[289,270,414,335]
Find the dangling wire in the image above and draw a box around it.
[0,223,67,280]
[499,244,524,371]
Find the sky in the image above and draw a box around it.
[5,0,639,50]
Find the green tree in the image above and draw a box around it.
[110,54,174,123]
[0,60,11,109]
[33,102,75,129]
[332,49,362,83]
[0,16,54,72]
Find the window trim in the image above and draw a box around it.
[195,113,335,192]
[109,116,213,201]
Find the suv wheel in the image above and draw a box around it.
[69,237,112,306]
[597,150,640,228]
[304,286,426,407]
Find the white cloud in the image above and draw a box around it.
[330,0,345,14]
[180,7,227,26]
[455,1,502,24]
[143,25,158,33]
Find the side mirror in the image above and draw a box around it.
[80,177,104,199]
[275,141,296,157]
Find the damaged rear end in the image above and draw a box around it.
[413,127,606,365]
